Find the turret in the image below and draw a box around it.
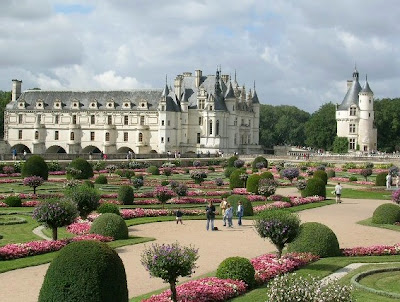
[12,79,22,102]
[359,75,373,112]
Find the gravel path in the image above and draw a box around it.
[0,193,398,301]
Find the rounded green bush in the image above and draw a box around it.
[287,222,341,257]
[227,195,253,216]
[21,155,49,180]
[372,203,400,224]
[216,257,255,288]
[252,156,268,170]
[67,158,94,179]
[90,213,128,240]
[161,180,169,186]
[146,165,159,175]
[326,169,336,178]
[227,155,239,167]
[229,168,246,189]
[224,166,236,178]
[97,203,120,216]
[4,196,22,207]
[349,176,358,182]
[302,177,326,198]
[375,172,387,186]
[259,171,274,180]
[246,174,261,194]
[118,186,134,205]
[94,175,108,184]
[313,170,328,185]
[38,240,128,302]
[84,180,94,188]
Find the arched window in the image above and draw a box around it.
[35,131,39,140]
[209,120,213,135]
[70,132,75,141]
[138,132,143,142]
[216,120,220,135]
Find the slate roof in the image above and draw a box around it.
[361,80,373,94]
[338,73,362,110]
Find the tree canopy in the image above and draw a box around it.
[374,98,400,152]
[0,91,11,138]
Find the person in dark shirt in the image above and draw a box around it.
[205,201,216,231]
[175,209,183,224]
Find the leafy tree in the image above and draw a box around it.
[154,186,175,208]
[0,91,11,138]
[23,176,44,194]
[304,103,336,150]
[332,136,348,154]
[360,168,373,181]
[259,105,310,147]
[141,243,198,302]
[33,199,78,240]
[374,98,400,152]
[281,168,300,183]
[65,185,100,219]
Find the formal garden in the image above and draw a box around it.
[1,154,400,301]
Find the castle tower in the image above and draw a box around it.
[358,76,377,152]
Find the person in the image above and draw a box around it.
[386,173,392,189]
[396,175,400,188]
[12,148,17,161]
[89,151,93,160]
[220,198,228,226]
[103,153,107,161]
[175,208,183,225]
[23,150,27,160]
[237,201,244,226]
[335,182,343,204]
[224,203,233,227]
[205,201,216,231]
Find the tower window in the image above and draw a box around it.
[18,130,22,139]
[18,114,23,124]
[167,120,170,126]
[55,131,59,140]
[124,115,129,125]
[349,138,355,150]
[35,131,39,140]
[138,132,143,142]
[124,132,128,142]
[349,124,356,134]
[72,115,77,125]
[70,132,75,141]
[105,132,110,141]
[90,132,95,141]
[91,115,95,125]
[161,137,164,143]
[55,115,59,124]
[216,120,220,135]
[209,120,213,135]
[350,107,357,116]
[197,133,200,144]
[107,115,112,125]
[161,120,165,126]
[140,116,145,125]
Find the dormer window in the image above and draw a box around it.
[71,100,79,109]
[18,101,25,109]
[36,100,44,110]
[107,101,115,109]
[89,101,98,109]
[139,100,148,109]
[53,100,62,109]
[123,101,131,109]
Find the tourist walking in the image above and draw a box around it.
[386,173,392,189]
[12,148,17,160]
[224,204,233,227]
[237,201,244,226]
[335,182,343,204]
[205,201,216,231]
[175,209,183,225]
[220,198,228,226]
[396,175,399,188]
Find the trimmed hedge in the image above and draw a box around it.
[216,257,255,288]
[146,165,159,175]
[4,196,22,207]
[259,171,274,180]
[326,169,336,178]
[67,158,94,180]
[97,203,120,216]
[372,203,400,224]
[246,174,261,194]
[90,213,129,240]
[229,168,246,189]
[252,156,268,170]
[21,155,49,180]
[227,195,253,216]
[287,222,341,257]
[118,186,134,205]
[38,241,128,302]
[313,170,328,185]
[224,167,236,178]
[227,155,239,167]
[65,185,100,220]
[301,177,326,198]
[375,172,387,186]
[94,175,108,185]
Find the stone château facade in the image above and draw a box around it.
[4,69,261,155]
[336,68,377,152]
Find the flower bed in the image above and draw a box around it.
[143,277,247,302]
[342,243,400,256]
[0,234,113,260]
[253,196,325,213]
[254,201,292,213]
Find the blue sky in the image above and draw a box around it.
[0,0,399,112]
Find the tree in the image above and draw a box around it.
[374,98,400,152]
[154,186,175,208]
[23,176,44,194]
[360,168,373,181]
[141,242,198,302]
[33,199,78,240]
[254,210,300,258]
[65,185,100,219]
[281,168,300,183]
[304,103,337,150]
[0,91,11,138]
[332,136,348,154]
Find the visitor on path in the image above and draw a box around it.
[23,150,27,160]
[205,201,216,231]
[89,151,93,160]
[237,201,244,226]
[335,182,343,204]
[12,148,17,160]
[175,209,183,225]
[386,173,392,189]
[224,204,233,227]
[396,175,399,188]
[220,198,228,225]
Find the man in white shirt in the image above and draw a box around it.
[335,183,342,204]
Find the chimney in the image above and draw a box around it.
[174,75,183,99]
[195,69,202,88]
[347,80,352,91]
[12,79,22,102]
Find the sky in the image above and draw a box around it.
[0,0,399,113]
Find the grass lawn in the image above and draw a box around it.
[358,217,400,232]
[334,188,391,200]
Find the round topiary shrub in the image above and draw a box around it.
[252,156,268,170]
[4,196,22,207]
[94,175,108,184]
[227,155,239,167]
[90,213,129,240]
[118,185,134,205]
[313,170,328,185]
[229,168,246,189]
[227,195,253,216]
[349,176,358,182]
[259,171,274,180]
[372,203,400,224]
[375,172,387,186]
[65,185,100,220]
[97,203,120,216]
[287,222,341,257]
[326,169,336,178]
[246,174,261,194]
[146,165,159,175]
[224,166,236,178]
[216,257,255,288]
[67,158,94,179]
[38,240,128,302]
[21,155,49,180]
[302,177,326,198]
